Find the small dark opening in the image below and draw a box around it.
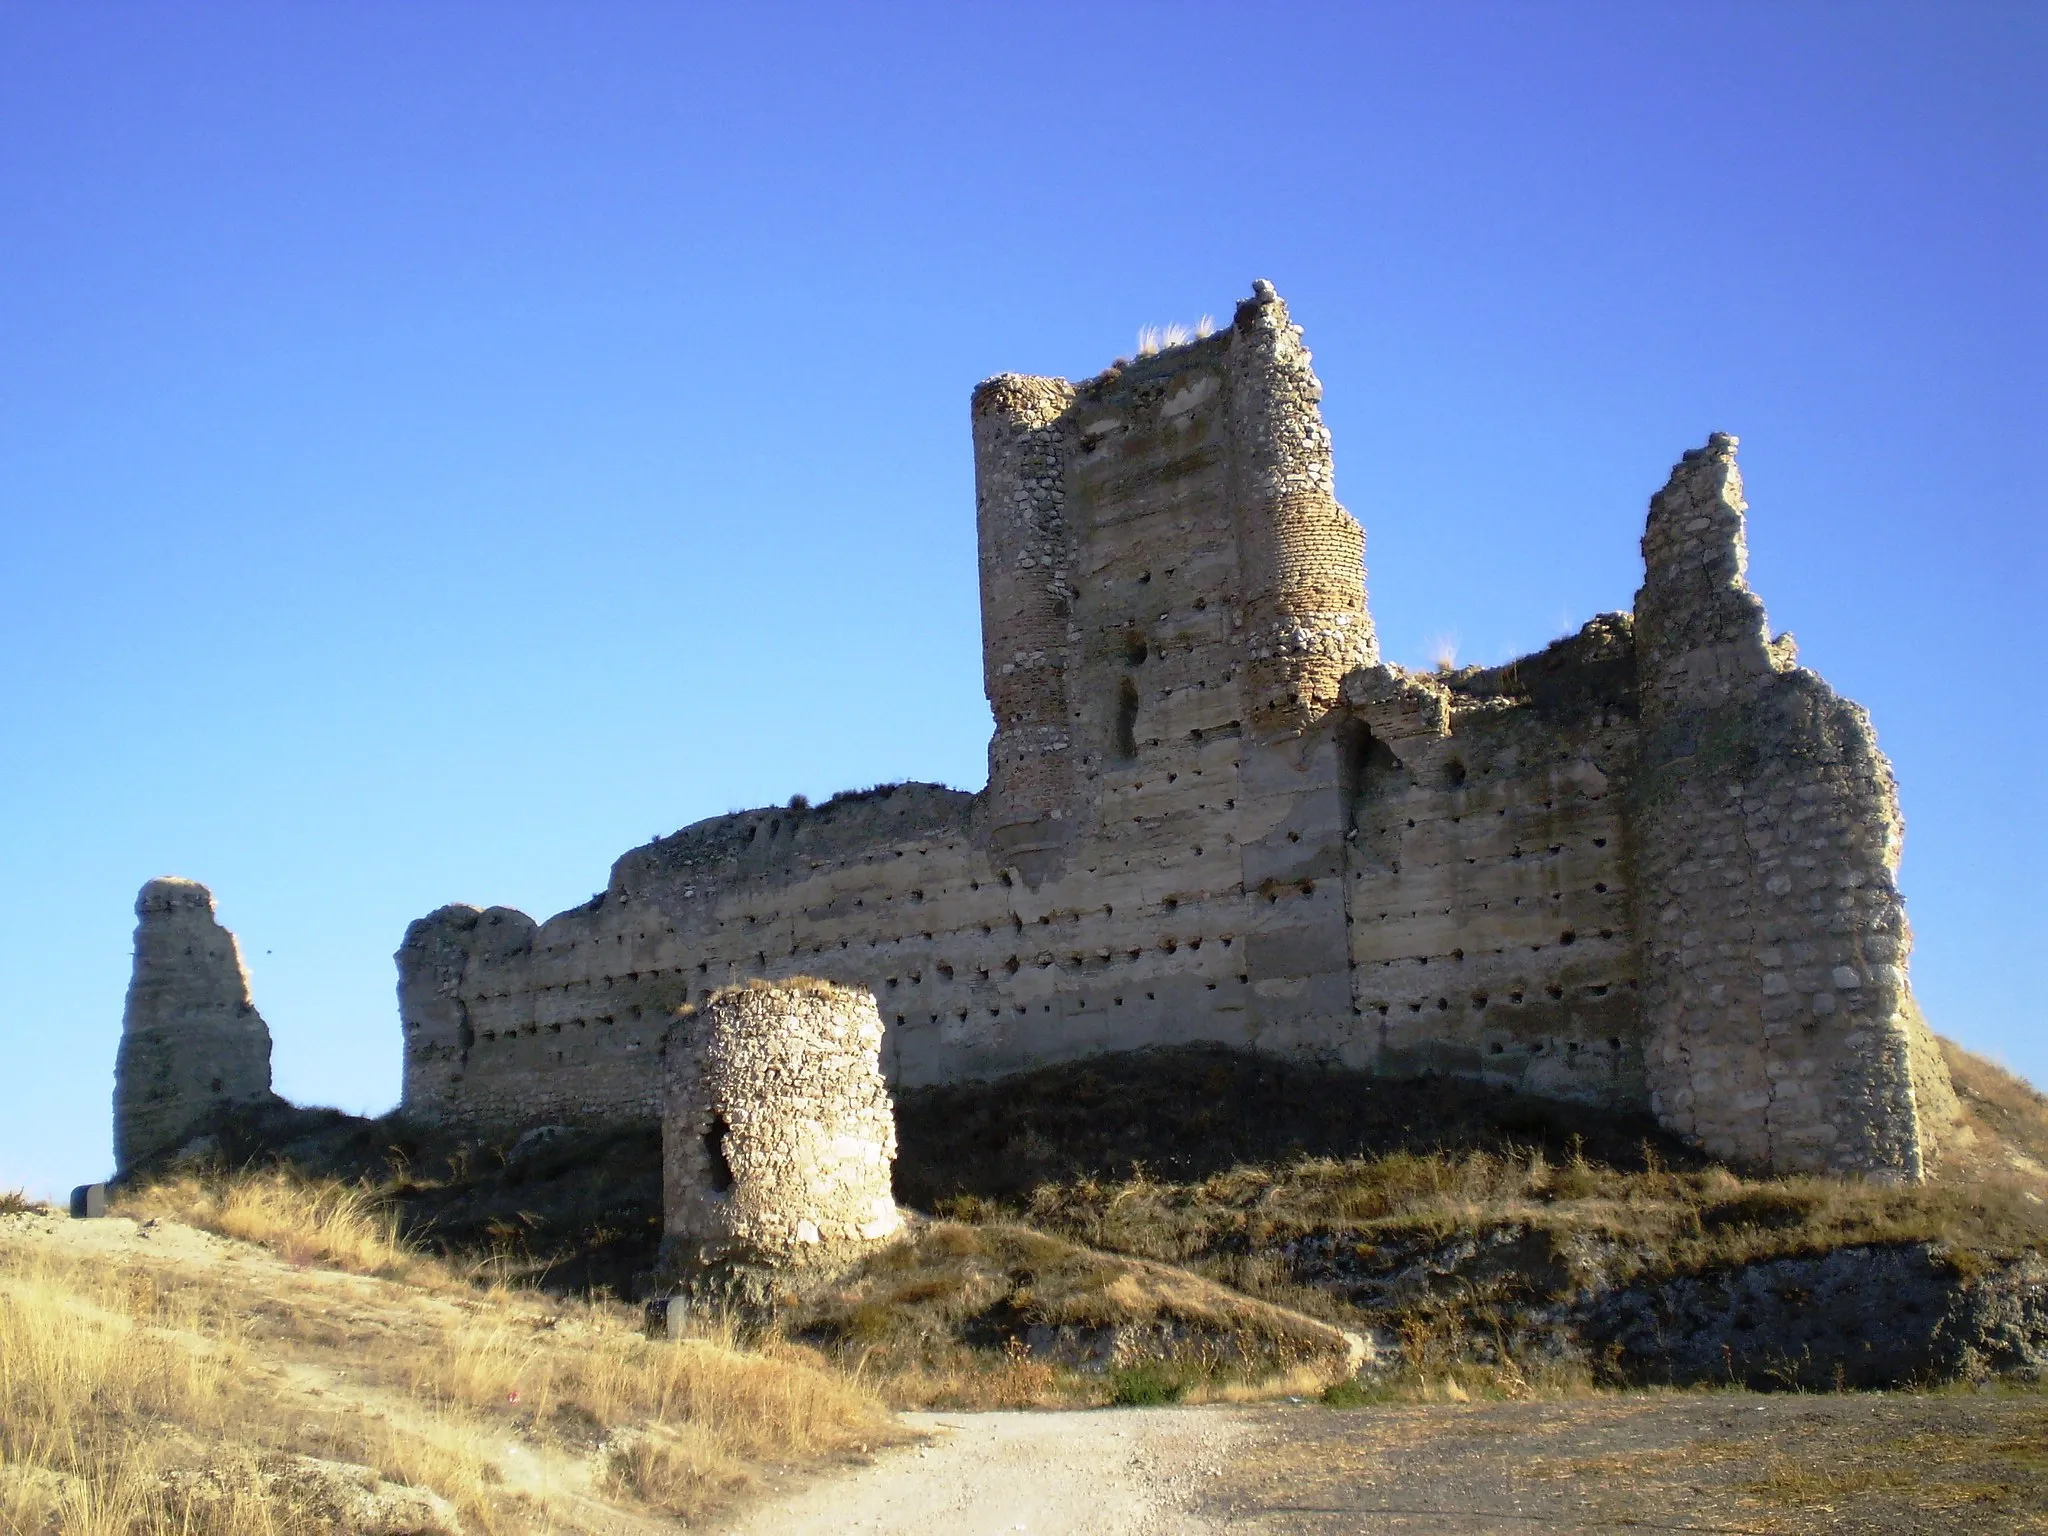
[703,1115,735,1194]
[1113,677,1140,761]
[1443,758,1467,788]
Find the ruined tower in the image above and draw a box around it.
[1631,435,1956,1177]
[661,979,900,1268]
[114,877,275,1170]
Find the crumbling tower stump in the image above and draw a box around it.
[660,979,900,1305]
[114,877,276,1172]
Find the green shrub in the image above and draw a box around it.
[1320,1376,1373,1408]
[1108,1363,1191,1406]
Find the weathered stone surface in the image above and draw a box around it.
[390,287,1953,1181]
[114,877,274,1172]
[661,979,900,1271]
[1631,435,1956,1177]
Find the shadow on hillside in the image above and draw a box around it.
[154,1039,2046,1301]
[166,1046,1702,1297]
[891,1045,1706,1207]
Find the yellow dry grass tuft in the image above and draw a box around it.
[1134,317,1215,356]
[1943,1037,2048,1190]
[119,1168,430,1283]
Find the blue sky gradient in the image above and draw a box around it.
[2,3,2041,1197]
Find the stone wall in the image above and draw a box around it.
[115,877,275,1170]
[1631,435,1954,1176]
[1345,618,1645,1103]
[392,286,1952,1179]
[661,979,900,1266]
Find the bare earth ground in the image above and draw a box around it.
[717,1407,1250,1535]
[719,1393,2048,1536]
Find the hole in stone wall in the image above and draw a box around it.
[1443,758,1467,788]
[703,1116,735,1194]
[1113,677,1140,761]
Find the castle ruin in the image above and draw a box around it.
[384,282,1955,1179]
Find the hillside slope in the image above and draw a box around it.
[0,1201,890,1535]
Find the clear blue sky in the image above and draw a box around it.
[2,4,2041,1199]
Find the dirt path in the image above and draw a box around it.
[717,1407,1250,1535]
[1211,1391,2048,1534]
[720,1391,2048,1536]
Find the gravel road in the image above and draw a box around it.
[718,1392,2048,1536]
[716,1407,1249,1536]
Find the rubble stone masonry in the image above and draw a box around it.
[391,285,1953,1178]
[115,877,275,1170]
[1631,436,1955,1176]
[661,979,900,1266]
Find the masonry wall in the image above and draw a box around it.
[394,288,1949,1178]
[1631,435,1954,1177]
[400,287,1386,1129]
[1345,618,1646,1106]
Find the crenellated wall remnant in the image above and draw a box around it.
[114,877,276,1171]
[383,283,1953,1179]
[661,979,900,1269]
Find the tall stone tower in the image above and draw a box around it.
[114,877,276,1170]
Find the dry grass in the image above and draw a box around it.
[1738,1409,2048,1514]
[0,1172,892,1534]
[1944,1038,2048,1186]
[782,1219,1356,1409]
[1134,317,1215,355]
[941,1137,2048,1374]
[119,1169,435,1283]
[1015,1145,2045,1272]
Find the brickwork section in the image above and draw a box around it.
[1632,435,1954,1177]
[661,979,900,1266]
[115,878,275,1170]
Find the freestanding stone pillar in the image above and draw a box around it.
[661,979,900,1274]
[114,877,275,1171]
